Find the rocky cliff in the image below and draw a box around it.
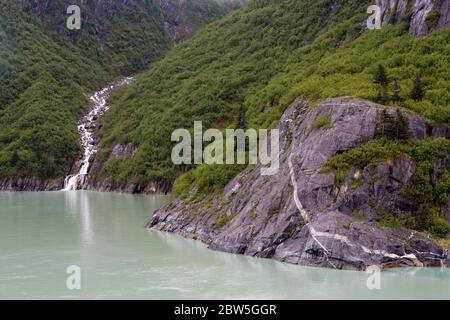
[376,0,450,36]
[149,97,449,270]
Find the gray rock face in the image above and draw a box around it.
[376,0,450,36]
[0,177,63,191]
[377,0,409,25]
[431,124,450,138]
[149,97,448,270]
[437,0,450,30]
[410,0,437,36]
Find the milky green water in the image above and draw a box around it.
[0,191,449,300]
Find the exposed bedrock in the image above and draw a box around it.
[149,97,449,270]
[376,0,450,36]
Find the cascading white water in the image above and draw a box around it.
[63,77,134,191]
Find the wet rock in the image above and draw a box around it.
[149,97,447,270]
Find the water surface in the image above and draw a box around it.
[0,191,449,299]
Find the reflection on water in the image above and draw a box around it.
[64,192,93,243]
[0,191,449,300]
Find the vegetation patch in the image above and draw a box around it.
[215,212,238,229]
[323,137,450,237]
[426,9,441,30]
[376,210,415,229]
[172,164,246,198]
[311,115,333,131]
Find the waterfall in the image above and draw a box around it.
[63,77,134,191]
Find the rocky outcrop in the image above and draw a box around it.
[431,124,450,138]
[377,0,409,25]
[148,97,448,270]
[0,177,63,191]
[376,0,450,36]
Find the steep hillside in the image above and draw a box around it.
[92,0,449,192]
[0,0,237,189]
[18,0,241,74]
[0,1,111,186]
[18,0,169,75]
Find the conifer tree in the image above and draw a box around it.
[392,80,401,102]
[411,75,424,101]
[377,86,389,105]
[10,150,19,166]
[374,64,388,87]
[395,109,409,140]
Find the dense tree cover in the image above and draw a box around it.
[0,2,110,178]
[94,0,449,191]
[19,0,236,75]
[162,0,243,45]
[0,0,232,180]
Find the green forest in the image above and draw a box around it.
[0,0,232,180]
[94,0,449,189]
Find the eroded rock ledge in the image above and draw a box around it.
[148,97,449,270]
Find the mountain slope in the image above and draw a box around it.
[91,0,449,192]
[0,0,238,189]
[0,2,110,184]
[18,0,241,74]
[18,0,169,75]
[161,0,247,45]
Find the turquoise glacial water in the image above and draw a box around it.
[0,191,449,299]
